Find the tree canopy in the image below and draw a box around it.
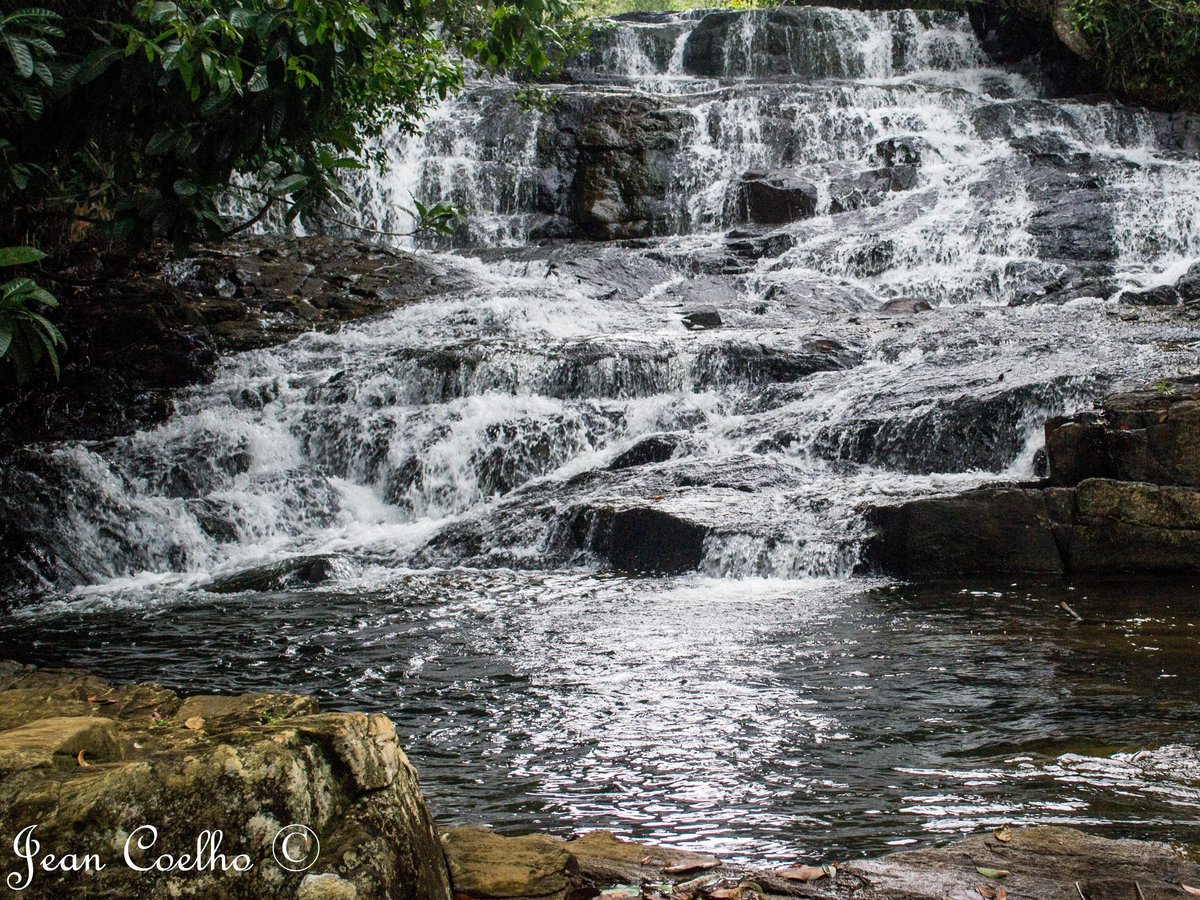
[0,0,585,249]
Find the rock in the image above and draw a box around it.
[1121,283,1181,306]
[0,236,471,453]
[608,434,684,470]
[723,228,795,262]
[206,554,344,594]
[844,826,1200,899]
[864,486,1066,578]
[829,165,919,214]
[572,504,709,574]
[563,92,691,240]
[738,170,819,225]
[682,308,722,330]
[440,826,580,900]
[1178,262,1200,304]
[1067,478,1200,576]
[875,135,930,169]
[566,830,720,887]
[1046,383,1200,487]
[0,665,452,899]
[879,296,933,314]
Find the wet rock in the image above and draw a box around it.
[0,237,470,453]
[879,296,933,314]
[1178,262,1200,304]
[572,504,709,574]
[724,228,796,262]
[1067,479,1200,576]
[682,309,723,330]
[1046,382,1200,487]
[875,135,930,169]
[739,170,819,225]
[566,830,720,888]
[845,826,1200,899]
[608,434,684,470]
[864,486,1066,578]
[0,665,452,899]
[563,93,690,240]
[440,826,580,900]
[206,554,344,594]
[829,165,919,214]
[1121,283,1182,306]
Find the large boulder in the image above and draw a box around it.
[863,486,1066,578]
[738,170,819,225]
[1066,478,1200,575]
[1046,382,1200,487]
[571,504,709,574]
[0,663,452,899]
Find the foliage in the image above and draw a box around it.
[0,0,587,250]
[0,246,63,385]
[1071,0,1200,107]
[576,0,777,18]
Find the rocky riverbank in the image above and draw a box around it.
[1,664,1197,899]
[865,377,1200,579]
[0,236,472,453]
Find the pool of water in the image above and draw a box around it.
[4,573,1198,862]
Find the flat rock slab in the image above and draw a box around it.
[842,827,1200,900]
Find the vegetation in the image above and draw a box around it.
[0,246,63,385]
[1071,0,1200,108]
[0,0,586,252]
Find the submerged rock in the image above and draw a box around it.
[205,554,345,594]
[0,663,452,899]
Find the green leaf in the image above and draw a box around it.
[269,173,308,196]
[975,867,1010,879]
[7,37,35,77]
[0,323,12,358]
[0,247,45,267]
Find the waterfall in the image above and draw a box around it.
[4,5,1200,598]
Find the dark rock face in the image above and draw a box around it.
[206,555,343,594]
[738,170,819,225]
[608,434,684,470]
[1121,284,1181,306]
[1046,382,1200,487]
[682,308,723,330]
[864,486,1066,578]
[571,504,708,574]
[868,383,1200,579]
[879,296,933,314]
[829,165,919,214]
[558,93,691,240]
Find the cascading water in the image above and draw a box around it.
[4,3,1200,861]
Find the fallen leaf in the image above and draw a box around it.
[1183,886,1200,896]
[664,860,720,875]
[76,750,89,767]
[708,889,740,899]
[184,716,205,730]
[87,695,117,705]
[778,864,828,882]
[993,826,1012,843]
[976,867,1010,879]
[976,885,1007,900]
